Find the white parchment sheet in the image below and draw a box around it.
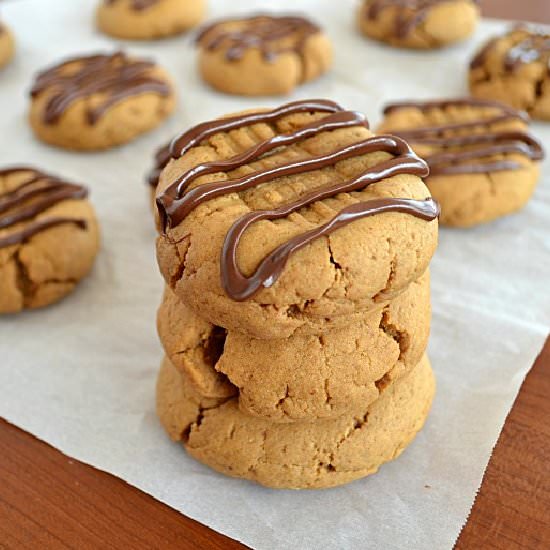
[1,1,549,549]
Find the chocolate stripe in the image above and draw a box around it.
[170,99,344,158]
[105,0,160,10]
[0,167,88,249]
[159,111,369,228]
[222,196,438,301]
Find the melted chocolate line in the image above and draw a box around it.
[0,218,88,249]
[366,0,479,39]
[383,97,527,118]
[173,111,367,198]
[106,0,160,10]
[0,167,89,249]
[159,128,413,231]
[196,14,320,62]
[169,99,344,159]
[31,53,171,125]
[222,196,438,301]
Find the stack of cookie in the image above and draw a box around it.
[154,99,440,489]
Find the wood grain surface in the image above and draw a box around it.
[1,1,549,549]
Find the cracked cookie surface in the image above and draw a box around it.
[378,98,544,227]
[155,100,439,339]
[358,0,479,49]
[0,22,14,69]
[29,52,176,151]
[156,352,434,489]
[158,271,430,422]
[0,167,99,313]
[97,0,205,40]
[469,26,550,121]
[195,15,332,96]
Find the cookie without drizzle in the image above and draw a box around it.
[97,0,206,40]
[378,98,545,227]
[0,20,15,69]
[29,52,176,151]
[358,0,480,49]
[158,271,431,422]
[470,25,550,121]
[0,167,99,313]
[195,14,333,96]
[156,352,435,489]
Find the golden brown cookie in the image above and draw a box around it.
[195,15,333,96]
[378,98,545,227]
[155,99,439,339]
[358,0,480,49]
[156,352,435,489]
[158,271,431,422]
[0,21,15,69]
[29,52,176,151]
[470,26,550,121]
[0,167,100,313]
[97,0,205,40]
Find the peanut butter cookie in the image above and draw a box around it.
[29,52,176,151]
[158,271,430,422]
[195,15,332,96]
[358,0,480,49]
[470,25,550,121]
[97,0,205,40]
[155,99,439,339]
[0,21,14,69]
[378,98,544,227]
[156,352,435,489]
[0,167,100,313]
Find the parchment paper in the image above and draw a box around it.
[1,1,549,549]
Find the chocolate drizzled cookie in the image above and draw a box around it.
[359,0,480,49]
[31,52,171,125]
[0,167,99,313]
[470,26,550,120]
[29,52,175,150]
[379,98,544,227]
[154,99,439,337]
[195,15,332,96]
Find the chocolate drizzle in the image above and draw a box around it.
[365,0,479,38]
[471,26,550,74]
[30,52,171,125]
[157,99,438,301]
[105,0,160,10]
[196,14,321,62]
[0,167,88,250]
[382,98,544,175]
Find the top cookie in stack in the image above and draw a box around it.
[156,99,439,339]
[153,100,439,489]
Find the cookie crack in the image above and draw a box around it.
[379,308,410,361]
[13,250,35,307]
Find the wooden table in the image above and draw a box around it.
[1,2,549,549]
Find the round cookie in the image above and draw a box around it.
[158,271,431,422]
[29,52,176,151]
[195,14,333,96]
[155,99,439,339]
[97,0,205,40]
[156,352,435,489]
[0,166,100,313]
[0,21,15,69]
[378,98,544,227]
[470,26,550,121]
[358,0,480,49]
